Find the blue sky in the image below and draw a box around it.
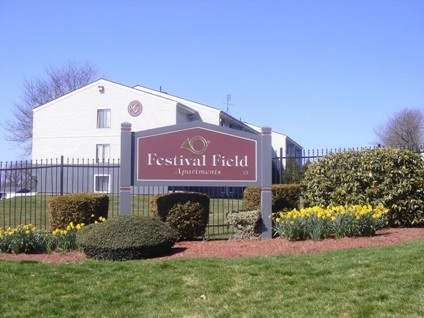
[1,0,423,161]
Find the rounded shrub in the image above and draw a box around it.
[151,192,210,240]
[301,148,424,226]
[76,215,178,260]
[166,201,209,240]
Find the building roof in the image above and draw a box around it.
[33,78,259,134]
[33,78,132,112]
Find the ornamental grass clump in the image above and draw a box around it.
[273,205,388,241]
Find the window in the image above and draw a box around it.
[96,144,110,163]
[94,175,110,193]
[97,109,111,128]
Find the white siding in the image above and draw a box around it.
[244,123,288,156]
[33,80,179,160]
[270,133,287,157]
[133,85,221,125]
[33,79,302,162]
[178,100,220,125]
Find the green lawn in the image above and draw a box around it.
[0,194,241,237]
[0,195,51,230]
[1,239,423,317]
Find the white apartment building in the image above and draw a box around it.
[33,79,302,163]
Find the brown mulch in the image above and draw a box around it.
[1,227,423,264]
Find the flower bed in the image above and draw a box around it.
[0,223,81,254]
[2,227,424,263]
[273,205,388,240]
[0,217,106,254]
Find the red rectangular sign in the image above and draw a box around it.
[137,127,257,182]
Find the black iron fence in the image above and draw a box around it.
[0,157,244,237]
[0,158,119,232]
[272,146,424,184]
[2,147,423,235]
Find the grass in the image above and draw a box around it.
[0,195,52,230]
[1,239,423,317]
[0,194,241,237]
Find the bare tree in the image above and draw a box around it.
[1,161,37,191]
[374,108,424,152]
[3,61,98,157]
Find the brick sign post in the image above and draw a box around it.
[120,121,273,238]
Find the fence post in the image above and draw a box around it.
[120,122,132,215]
[279,147,283,183]
[60,155,64,195]
[261,127,273,239]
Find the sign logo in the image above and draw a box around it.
[181,136,210,154]
[128,100,143,117]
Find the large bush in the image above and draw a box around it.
[301,148,424,226]
[243,184,301,212]
[150,192,210,240]
[48,193,108,230]
[76,215,178,260]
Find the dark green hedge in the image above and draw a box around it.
[150,192,210,240]
[76,215,178,260]
[243,184,301,212]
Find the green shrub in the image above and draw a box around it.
[48,193,109,230]
[242,187,262,211]
[227,210,262,240]
[281,157,307,184]
[301,148,424,226]
[243,184,301,212]
[76,215,178,260]
[151,192,210,240]
[166,201,209,240]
